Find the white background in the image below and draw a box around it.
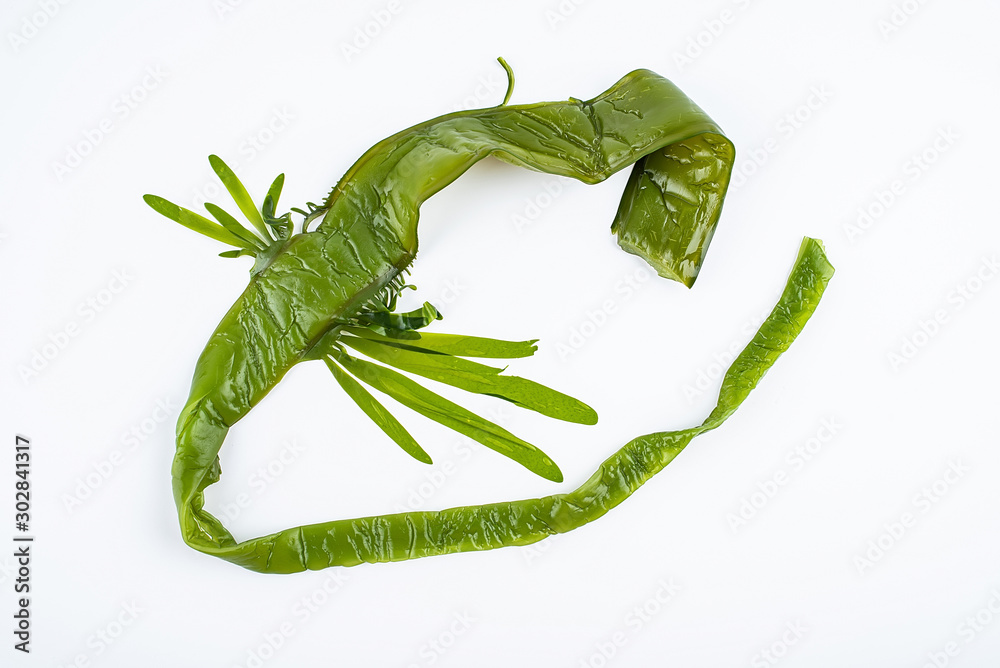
[3,0,999,666]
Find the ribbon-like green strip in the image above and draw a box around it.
[186,237,832,573]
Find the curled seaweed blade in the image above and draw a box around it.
[496,56,515,106]
[262,174,293,240]
[357,302,442,333]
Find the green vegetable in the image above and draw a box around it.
[144,61,831,574]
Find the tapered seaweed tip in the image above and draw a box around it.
[496,56,515,107]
